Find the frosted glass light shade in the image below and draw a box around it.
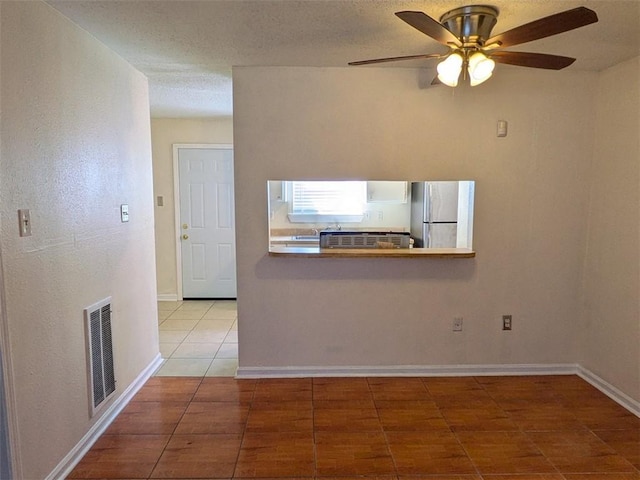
[437,53,463,87]
[468,51,495,86]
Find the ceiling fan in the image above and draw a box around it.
[349,5,598,87]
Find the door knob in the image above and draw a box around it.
[182,234,189,240]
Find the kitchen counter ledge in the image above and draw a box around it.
[268,246,475,258]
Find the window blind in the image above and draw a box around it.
[291,181,366,215]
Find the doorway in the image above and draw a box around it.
[173,144,237,299]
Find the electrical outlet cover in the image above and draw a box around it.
[453,317,463,332]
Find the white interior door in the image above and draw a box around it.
[178,146,237,298]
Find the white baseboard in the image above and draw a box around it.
[46,354,163,480]
[42,359,638,480]
[236,363,578,379]
[578,366,640,417]
[157,294,179,302]
[237,362,639,418]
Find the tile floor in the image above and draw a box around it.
[156,300,238,377]
[68,374,640,479]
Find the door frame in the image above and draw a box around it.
[0,260,22,478]
[172,143,234,300]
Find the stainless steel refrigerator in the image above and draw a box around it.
[410,181,459,248]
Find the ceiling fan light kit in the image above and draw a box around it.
[348,4,598,88]
[437,52,463,86]
[467,51,495,86]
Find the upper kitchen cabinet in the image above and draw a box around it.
[366,181,408,203]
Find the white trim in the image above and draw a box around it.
[578,365,640,417]
[42,359,638,480]
[236,363,578,379]
[46,354,163,480]
[172,144,233,301]
[157,293,179,302]
[236,363,640,417]
[172,145,183,301]
[0,267,22,479]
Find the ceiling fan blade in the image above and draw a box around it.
[431,75,442,86]
[349,53,442,66]
[490,51,576,70]
[485,7,598,48]
[395,11,462,47]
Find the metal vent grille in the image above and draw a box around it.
[85,298,116,417]
[320,232,411,249]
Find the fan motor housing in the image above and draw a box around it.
[439,5,499,45]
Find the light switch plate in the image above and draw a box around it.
[18,209,32,237]
[497,120,508,137]
[120,204,129,223]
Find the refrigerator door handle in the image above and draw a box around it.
[422,183,429,223]
[426,182,432,224]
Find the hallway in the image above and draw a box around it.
[156,300,238,377]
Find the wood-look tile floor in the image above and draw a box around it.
[68,375,640,479]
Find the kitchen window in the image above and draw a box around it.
[286,181,366,223]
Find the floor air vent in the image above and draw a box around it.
[84,297,116,417]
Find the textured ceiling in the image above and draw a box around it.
[47,0,640,118]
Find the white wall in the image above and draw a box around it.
[0,2,158,477]
[580,56,640,402]
[151,118,233,298]
[233,66,595,371]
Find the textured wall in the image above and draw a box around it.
[0,2,158,477]
[150,118,233,298]
[580,56,640,402]
[233,66,595,370]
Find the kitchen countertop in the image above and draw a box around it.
[268,246,475,258]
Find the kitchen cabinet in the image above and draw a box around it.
[366,181,408,203]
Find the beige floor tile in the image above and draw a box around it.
[154,300,238,376]
[216,343,238,359]
[172,342,221,359]
[159,342,180,358]
[178,300,215,311]
[155,358,213,377]
[203,309,237,320]
[167,310,208,320]
[159,330,191,343]
[184,330,229,343]
[158,301,182,311]
[205,358,238,377]
[159,319,199,331]
[211,300,237,310]
[194,319,234,331]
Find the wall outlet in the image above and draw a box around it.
[502,314,512,331]
[453,317,463,332]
